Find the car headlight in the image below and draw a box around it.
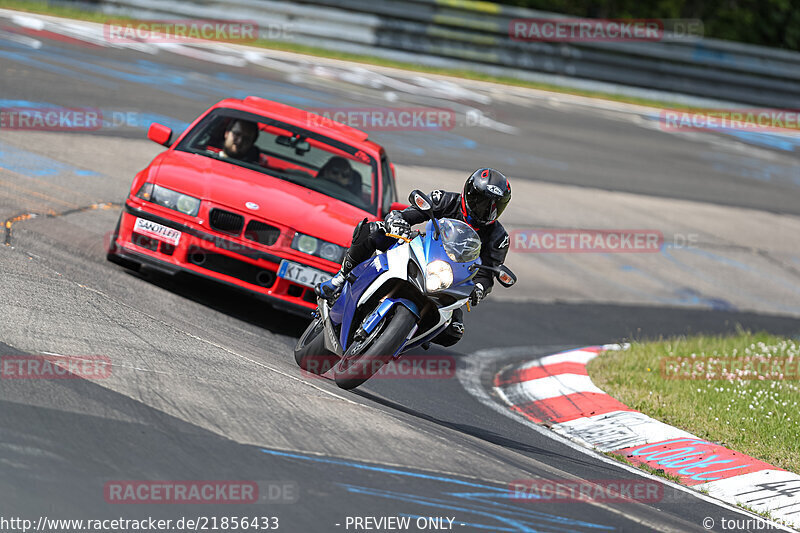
[319,242,341,262]
[425,260,453,292]
[135,183,201,217]
[296,234,318,254]
[291,233,346,263]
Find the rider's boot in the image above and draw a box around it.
[315,251,357,301]
[315,219,376,302]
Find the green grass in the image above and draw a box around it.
[602,451,684,483]
[0,1,712,112]
[0,0,133,23]
[737,503,774,521]
[588,332,800,474]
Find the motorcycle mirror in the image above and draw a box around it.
[409,190,432,212]
[496,265,517,288]
[409,190,440,239]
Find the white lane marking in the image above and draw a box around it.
[500,373,605,403]
[457,345,795,532]
[0,29,41,48]
[1,10,160,53]
[697,470,800,523]
[535,348,601,367]
[551,410,699,452]
[10,14,45,31]
[157,43,249,66]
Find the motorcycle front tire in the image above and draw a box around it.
[333,305,416,390]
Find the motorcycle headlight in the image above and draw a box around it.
[291,233,346,263]
[135,183,201,217]
[425,260,453,292]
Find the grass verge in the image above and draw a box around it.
[1,0,708,111]
[587,331,800,474]
[0,0,131,24]
[602,451,684,483]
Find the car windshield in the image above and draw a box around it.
[439,218,481,262]
[175,108,378,214]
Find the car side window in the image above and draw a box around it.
[381,156,396,215]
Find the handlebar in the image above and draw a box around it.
[385,233,411,243]
[386,230,421,243]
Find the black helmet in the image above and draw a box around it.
[461,168,511,225]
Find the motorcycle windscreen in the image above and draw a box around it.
[440,219,481,262]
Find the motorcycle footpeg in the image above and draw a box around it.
[354,327,367,341]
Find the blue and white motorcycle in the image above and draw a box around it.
[294,190,516,390]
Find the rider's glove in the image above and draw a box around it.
[385,212,412,239]
[470,283,485,307]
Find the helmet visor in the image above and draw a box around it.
[465,188,501,223]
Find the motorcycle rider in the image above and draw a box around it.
[315,168,512,346]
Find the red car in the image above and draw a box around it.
[107,97,404,316]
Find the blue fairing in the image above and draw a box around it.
[330,253,389,349]
[362,297,419,335]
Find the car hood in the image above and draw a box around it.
[152,150,374,246]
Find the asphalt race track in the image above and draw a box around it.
[1,11,799,533]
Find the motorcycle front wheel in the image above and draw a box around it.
[333,305,416,390]
[294,315,339,375]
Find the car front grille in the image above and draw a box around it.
[244,220,281,246]
[187,246,276,288]
[209,208,244,235]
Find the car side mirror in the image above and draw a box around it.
[147,123,172,146]
[496,265,517,288]
[389,202,408,212]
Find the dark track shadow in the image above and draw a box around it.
[126,267,310,337]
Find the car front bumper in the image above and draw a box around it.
[111,202,338,317]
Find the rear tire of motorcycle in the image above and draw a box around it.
[294,316,339,376]
[333,306,416,390]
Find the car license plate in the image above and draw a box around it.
[133,217,182,246]
[278,260,331,289]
